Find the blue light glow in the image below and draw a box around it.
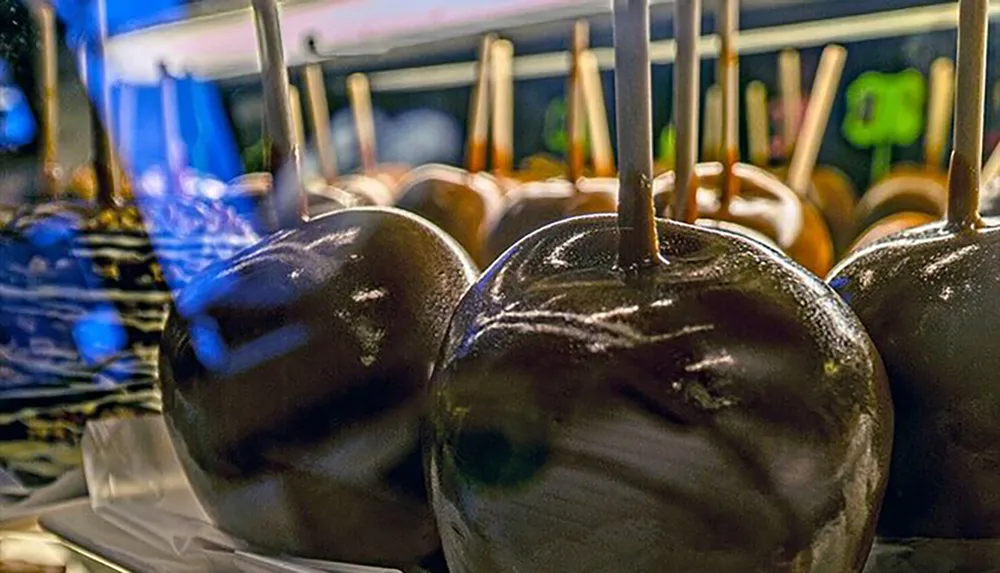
[72,305,127,366]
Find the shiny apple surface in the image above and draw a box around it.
[430,214,892,573]
[829,220,1000,539]
[158,207,476,568]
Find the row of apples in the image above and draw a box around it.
[1,0,997,570]
[156,0,1000,571]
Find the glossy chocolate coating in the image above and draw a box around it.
[655,162,835,276]
[829,221,1000,539]
[395,164,503,269]
[853,170,947,239]
[158,207,476,567]
[484,177,616,263]
[429,215,892,573]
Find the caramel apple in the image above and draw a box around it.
[829,0,1000,539]
[484,30,617,263]
[780,45,848,273]
[395,34,505,269]
[158,1,474,566]
[850,57,955,248]
[428,2,891,571]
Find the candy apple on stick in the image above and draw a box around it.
[782,45,846,273]
[0,1,256,407]
[395,33,504,269]
[157,0,476,567]
[427,1,891,571]
[828,0,1000,540]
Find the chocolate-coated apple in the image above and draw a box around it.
[159,208,476,566]
[428,2,892,571]
[158,0,475,567]
[828,0,994,539]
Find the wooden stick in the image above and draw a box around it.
[925,57,955,170]
[718,0,740,206]
[674,0,701,223]
[568,20,589,183]
[779,48,802,159]
[746,81,770,167]
[288,83,306,155]
[303,63,338,181]
[613,0,659,270]
[466,34,495,174]
[251,0,305,227]
[701,85,722,162]
[786,44,847,196]
[579,51,615,178]
[947,0,988,229]
[347,73,377,175]
[34,2,59,197]
[491,39,515,176]
[159,63,188,195]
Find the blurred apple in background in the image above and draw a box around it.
[383,108,462,166]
